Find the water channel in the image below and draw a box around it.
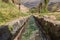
[21,16,48,40]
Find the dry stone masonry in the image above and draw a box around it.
[0,16,29,40]
[34,16,60,40]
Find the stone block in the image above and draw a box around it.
[0,25,12,40]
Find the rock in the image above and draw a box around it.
[43,15,49,19]
[49,15,56,20]
[0,25,11,40]
[20,5,29,13]
[37,17,60,40]
[48,2,60,12]
[43,15,56,20]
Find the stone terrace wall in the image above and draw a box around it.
[35,17,60,40]
[0,16,29,40]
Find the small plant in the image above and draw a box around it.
[8,25,13,32]
[29,7,37,13]
[0,0,29,25]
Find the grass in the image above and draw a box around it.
[0,0,29,25]
[39,12,60,20]
[40,7,49,13]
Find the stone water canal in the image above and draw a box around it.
[0,16,49,40]
[21,16,39,40]
[21,16,47,40]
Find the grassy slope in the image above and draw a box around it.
[39,12,60,20]
[0,0,29,25]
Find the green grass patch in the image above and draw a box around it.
[0,0,29,25]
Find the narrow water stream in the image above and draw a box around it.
[21,16,49,40]
[21,16,39,40]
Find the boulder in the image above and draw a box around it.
[20,5,29,13]
[48,2,60,12]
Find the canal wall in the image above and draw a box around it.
[0,16,29,40]
[34,16,60,40]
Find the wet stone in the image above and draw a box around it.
[0,25,11,40]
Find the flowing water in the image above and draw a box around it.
[21,16,39,40]
[21,16,48,40]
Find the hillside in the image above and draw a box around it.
[0,0,28,25]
